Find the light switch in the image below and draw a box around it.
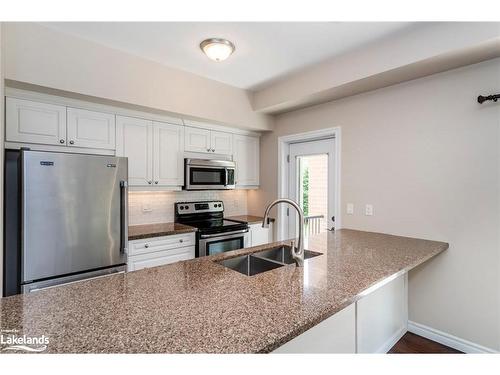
[365,204,374,216]
[346,203,354,215]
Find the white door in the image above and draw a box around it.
[288,138,335,241]
[210,131,233,155]
[184,126,211,153]
[153,121,184,186]
[6,97,67,146]
[233,135,260,186]
[116,116,153,186]
[67,107,116,150]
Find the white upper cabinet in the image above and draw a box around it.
[116,116,153,186]
[233,134,260,187]
[184,126,233,155]
[116,116,184,188]
[211,131,233,155]
[6,97,67,146]
[67,108,115,150]
[184,126,211,153]
[153,121,184,186]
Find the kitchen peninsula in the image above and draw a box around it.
[0,229,447,353]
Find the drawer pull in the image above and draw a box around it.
[179,239,183,243]
[144,243,149,248]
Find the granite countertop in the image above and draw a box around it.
[0,229,447,353]
[226,215,274,224]
[128,222,197,240]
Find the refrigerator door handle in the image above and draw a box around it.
[120,180,129,254]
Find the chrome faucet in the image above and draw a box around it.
[262,198,304,267]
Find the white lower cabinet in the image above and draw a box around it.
[273,273,408,353]
[127,233,195,272]
[249,222,273,247]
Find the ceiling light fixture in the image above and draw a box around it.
[200,38,235,62]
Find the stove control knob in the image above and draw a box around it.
[179,206,184,210]
[184,205,189,210]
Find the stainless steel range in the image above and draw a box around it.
[174,201,249,257]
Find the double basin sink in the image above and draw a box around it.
[216,245,322,276]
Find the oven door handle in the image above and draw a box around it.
[199,229,248,239]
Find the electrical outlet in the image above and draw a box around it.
[346,203,354,215]
[365,204,374,216]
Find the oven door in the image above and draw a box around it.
[198,230,249,257]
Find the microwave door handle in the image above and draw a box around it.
[224,168,228,186]
[120,181,128,254]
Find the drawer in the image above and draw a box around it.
[127,246,195,272]
[128,232,195,256]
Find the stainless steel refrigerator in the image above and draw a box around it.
[3,149,128,296]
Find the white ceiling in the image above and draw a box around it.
[41,22,415,90]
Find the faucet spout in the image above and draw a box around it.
[262,198,305,267]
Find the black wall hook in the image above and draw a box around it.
[478,94,500,104]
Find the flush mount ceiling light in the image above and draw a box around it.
[200,38,235,62]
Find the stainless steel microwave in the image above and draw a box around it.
[184,159,236,190]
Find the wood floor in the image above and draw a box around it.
[388,332,462,354]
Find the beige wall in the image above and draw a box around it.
[2,23,273,132]
[249,58,500,350]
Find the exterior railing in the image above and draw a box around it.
[304,215,325,237]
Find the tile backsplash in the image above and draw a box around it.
[128,190,248,225]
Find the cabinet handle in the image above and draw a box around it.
[179,239,183,243]
[211,148,215,152]
[148,181,152,184]
[154,181,158,185]
[59,139,65,144]
[69,140,75,145]
[144,244,149,248]
[206,148,210,152]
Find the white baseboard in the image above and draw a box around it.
[408,321,498,354]
[378,327,407,353]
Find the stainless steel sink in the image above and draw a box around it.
[216,245,322,276]
[253,245,322,265]
[218,254,284,276]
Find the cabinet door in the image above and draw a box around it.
[67,107,116,150]
[184,126,211,153]
[153,121,184,186]
[211,131,233,155]
[233,135,260,186]
[116,116,153,186]
[127,246,195,272]
[6,97,67,146]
